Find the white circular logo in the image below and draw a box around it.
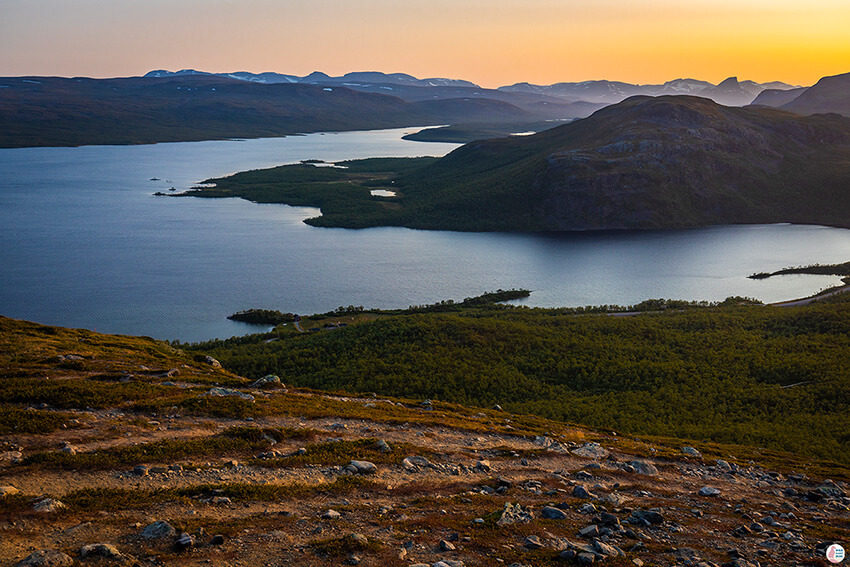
[827,543,846,564]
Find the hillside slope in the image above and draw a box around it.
[389,95,850,231]
[781,71,850,117]
[0,314,848,567]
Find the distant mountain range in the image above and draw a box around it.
[0,75,538,148]
[1,69,847,148]
[146,69,799,107]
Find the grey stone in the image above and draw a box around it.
[201,355,221,368]
[374,439,392,453]
[524,535,544,549]
[33,498,66,513]
[14,550,73,567]
[141,520,176,539]
[211,534,225,545]
[542,506,569,520]
[347,460,377,475]
[497,502,533,525]
[715,459,733,472]
[250,374,281,388]
[594,540,621,557]
[573,485,597,499]
[630,509,664,525]
[404,455,431,468]
[571,442,609,459]
[133,464,149,476]
[80,543,122,559]
[439,539,456,551]
[577,552,596,565]
[579,525,599,538]
[175,532,194,550]
[628,460,659,476]
[699,486,721,497]
[322,509,341,519]
[473,460,491,472]
[682,446,702,458]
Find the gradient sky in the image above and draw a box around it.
[1,0,848,87]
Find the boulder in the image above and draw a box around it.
[175,532,194,551]
[473,460,491,472]
[140,520,176,539]
[14,550,73,567]
[628,460,659,476]
[374,439,392,453]
[541,506,569,520]
[496,502,533,525]
[33,498,66,513]
[698,486,721,497]
[524,535,544,549]
[571,442,609,459]
[682,446,702,458]
[80,543,122,559]
[250,374,281,388]
[572,485,597,499]
[346,460,377,475]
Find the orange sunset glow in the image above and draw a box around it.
[2,0,848,86]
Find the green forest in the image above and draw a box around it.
[185,292,850,465]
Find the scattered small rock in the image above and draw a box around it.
[322,509,341,519]
[439,539,456,551]
[205,387,254,401]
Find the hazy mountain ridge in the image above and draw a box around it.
[499,76,798,105]
[145,69,799,107]
[0,75,535,148]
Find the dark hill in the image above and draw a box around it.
[387,95,850,231]
[0,75,533,148]
[750,86,808,108]
[781,71,850,116]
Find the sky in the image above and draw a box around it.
[1,0,848,88]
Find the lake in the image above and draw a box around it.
[2,128,849,342]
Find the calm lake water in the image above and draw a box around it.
[2,127,849,342]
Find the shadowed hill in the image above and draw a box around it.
[780,71,850,117]
[386,95,850,231]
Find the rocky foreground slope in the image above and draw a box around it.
[0,317,847,567]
